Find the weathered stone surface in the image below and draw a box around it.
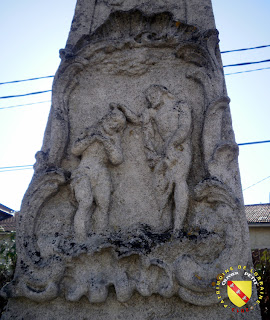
[66,0,215,50]
[1,1,261,319]
[2,294,261,320]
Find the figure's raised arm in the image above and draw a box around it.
[71,130,104,156]
[110,103,141,125]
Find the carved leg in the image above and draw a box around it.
[93,178,111,233]
[73,176,93,241]
[153,161,173,212]
[173,181,189,232]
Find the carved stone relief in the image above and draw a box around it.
[71,104,139,238]
[1,7,256,319]
[142,85,192,231]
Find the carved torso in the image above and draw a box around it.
[151,102,180,143]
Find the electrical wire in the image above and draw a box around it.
[0,167,33,173]
[221,44,270,54]
[238,140,270,146]
[1,138,269,172]
[223,59,270,68]
[0,90,52,100]
[0,165,33,170]
[0,100,51,110]
[0,44,269,86]
[1,61,270,102]
[0,75,54,86]
[225,66,270,76]
[0,165,33,173]
[243,175,270,191]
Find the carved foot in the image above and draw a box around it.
[173,228,182,238]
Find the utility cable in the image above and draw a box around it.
[1,138,270,171]
[0,165,33,170]
[225,66,270,76]
[243,175,270,191]
[0,165,33,173]
[0,44,269,86]
[221,44,270,54]
[238,140,270,146]
[1,63,270,103]
[0,167,33,173]
[0,90,52,100]
[0,75,54,86]
[0,100,51,110]
[223,59,270,68]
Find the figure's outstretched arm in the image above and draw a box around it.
[110,103,141,125]
[71,131,104,156]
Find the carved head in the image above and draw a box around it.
[102,108,126,135]
[145,85,174,109]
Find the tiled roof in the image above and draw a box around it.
[245,203,270,224]
[0,203,14,214]
[0,211,13,221]
[0,214,16,232]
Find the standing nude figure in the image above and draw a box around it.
[142,85,192,232]
[71,103,138,239]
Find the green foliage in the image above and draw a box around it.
[0,232,17,277]
[0,232,17,316]
[252,249,270,320]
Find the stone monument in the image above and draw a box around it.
[1,1,262,319]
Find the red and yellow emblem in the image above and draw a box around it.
[227,281,252,307]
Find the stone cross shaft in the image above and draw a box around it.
[1,1,261,319]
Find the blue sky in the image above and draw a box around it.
[0,0,269,210]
